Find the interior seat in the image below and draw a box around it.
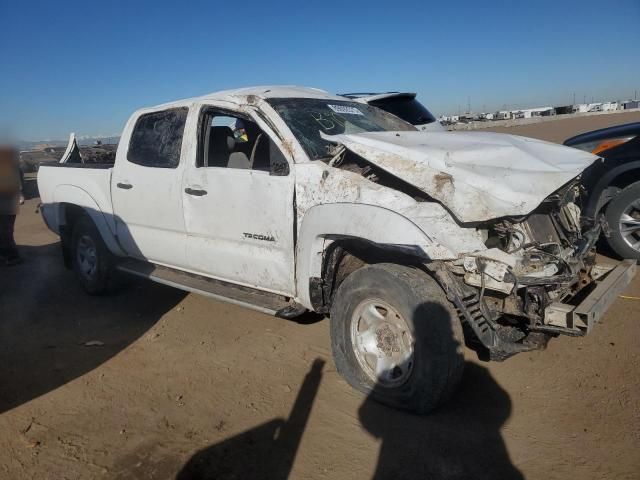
[229,121,261,169]
[208,126,235,167]
[206,121,260,170]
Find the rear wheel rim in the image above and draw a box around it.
[76,235,98,281]
[619,199,640,253]
[350,298,414,388]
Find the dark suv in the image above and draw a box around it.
[340,92,444,132]
[565,122,640,260]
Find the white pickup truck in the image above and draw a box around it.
[38,86,635,413]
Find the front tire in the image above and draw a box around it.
[605,181,640,261]
[71,215,114,294]
[329,263,465,414]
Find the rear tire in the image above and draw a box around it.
[605,181,640,261]
[71,215,114,294]
[329,263,465,414]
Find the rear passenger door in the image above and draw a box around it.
[181,105,296,295]
[112,107,189,268]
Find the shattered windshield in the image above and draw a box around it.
[267,98,416,160]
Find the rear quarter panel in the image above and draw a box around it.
[37,165,122,254]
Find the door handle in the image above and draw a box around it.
[117,182,133,190]
[185,187,208,196]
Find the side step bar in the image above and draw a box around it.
[117,259,305,317]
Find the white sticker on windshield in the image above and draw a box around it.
[328,104,364,115]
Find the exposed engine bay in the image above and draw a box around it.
[439,180,618,360]
[453,181,600,334]
[473,182,590,295]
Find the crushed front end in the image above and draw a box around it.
[435,180,636,360]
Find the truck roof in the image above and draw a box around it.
[146,85,345,111]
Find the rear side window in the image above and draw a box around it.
[128,108,188,168]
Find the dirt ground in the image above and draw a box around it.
[1,114,639,480]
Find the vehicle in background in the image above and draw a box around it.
[340,92,445,132]
[565,122,640,260]
[37,86,635,413]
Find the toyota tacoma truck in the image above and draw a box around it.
[37,86,636,413]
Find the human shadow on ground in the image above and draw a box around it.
[359,301,523,480]
[359,361,522,480]
[0,242,186,414]
[176,358,325,480]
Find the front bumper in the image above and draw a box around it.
[544,260,636,334]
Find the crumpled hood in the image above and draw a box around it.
[322,130,599,223]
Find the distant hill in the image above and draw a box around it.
[18,140,66,150]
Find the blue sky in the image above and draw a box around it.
[1,0,638,140]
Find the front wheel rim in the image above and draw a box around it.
[350,299,415,388]
[76,235,98,280]
[619,199,640,253]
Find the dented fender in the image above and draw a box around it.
[293,161,491,308]
[295,203,464,309]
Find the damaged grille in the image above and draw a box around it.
[459,180,603,336]
[487,180,584,254]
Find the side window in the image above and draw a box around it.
[128,108,188,168]
[198,110,289,175]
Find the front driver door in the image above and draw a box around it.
[181,105,296,295]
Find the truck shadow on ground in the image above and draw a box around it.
[175,303,522,480]
[0,242,186,414]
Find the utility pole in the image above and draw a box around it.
[583,94,586,104]
[573,92,576,105]
[467,96,471,114]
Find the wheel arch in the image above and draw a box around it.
[584,160,640,219]
[53,186,124,266]
[602,178,640,259]
[608,166,640,190]
[295,203,449,311]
